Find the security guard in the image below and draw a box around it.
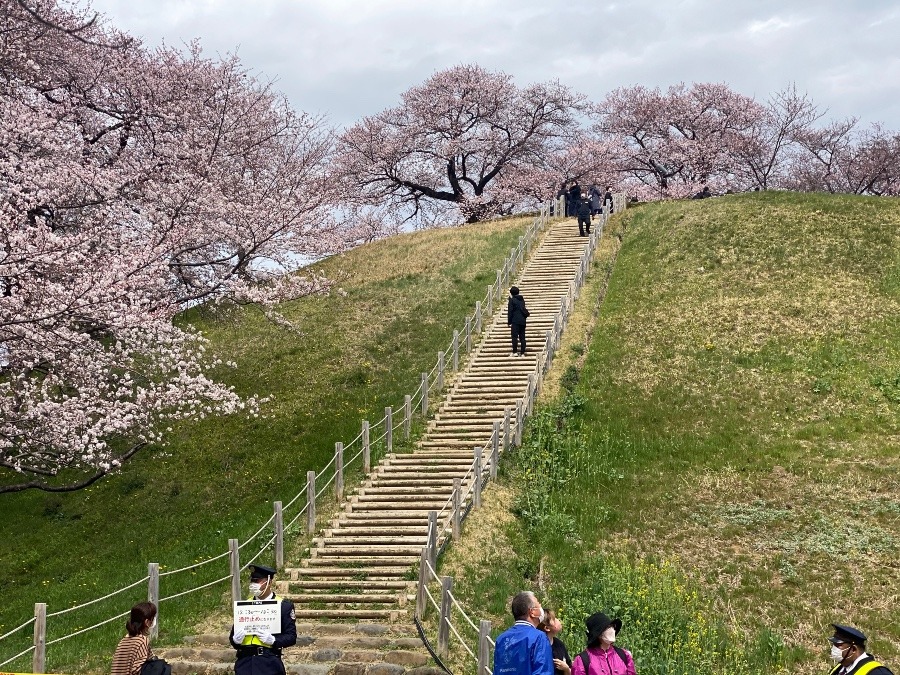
[828,624,894,675]
[229,564,297,675]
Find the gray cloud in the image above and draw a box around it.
[90,0,900,130]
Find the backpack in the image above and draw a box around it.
[578,648,630,674]
[140,656,171,675]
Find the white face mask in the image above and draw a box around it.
[249,582,264,597]
[602,628,616,644]
[831,645,847,662]
[538,608,546,624]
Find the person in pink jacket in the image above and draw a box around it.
[570,612,636,675]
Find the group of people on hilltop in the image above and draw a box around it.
[558,181,614,217]
[492,591,894,675]
[556,181,614,237]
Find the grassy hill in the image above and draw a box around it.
[437,192,900,675]
[0,216,533,672]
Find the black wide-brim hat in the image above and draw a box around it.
[585,612,623,646]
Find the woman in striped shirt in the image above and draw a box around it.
[111,602,156,675]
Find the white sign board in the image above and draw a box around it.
[233,600,280,635]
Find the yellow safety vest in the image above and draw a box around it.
[241,594,282,647]
[830,659,884,675]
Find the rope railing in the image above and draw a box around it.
[237,512,277,550]
[45,610,131,646]
[159,549,231,577]
[284,500,309,531]
[0,645,35,669]
[449,593,480,633]
[412,197,624,675]
[283,478,309,511]
[446,618,476,659]
[46,575,150,618]
[159,573,232,602]
[1,199,573,672]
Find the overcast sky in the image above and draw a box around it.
[88,0,900,131]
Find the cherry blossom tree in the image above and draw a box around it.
[593,83,765,198]
[517,132,623,203]
[732,84,822,190]
[1,0,348,492]
[789,119,900,196]
[332,64,582,227]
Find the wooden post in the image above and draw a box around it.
[385,407,393,455]
[517,237,524,266]
[544,330,553,373]
[465,317,472,353]
[306,471,316,534]
[490,421,500,479]
[416,547,429,618]
[148,563,159,639]
[527,374,535,415]
[363,420,371,473]
[452,330,459,372]
[274,502,284,570]
[32,603,46,674]
[496,270,502,301]
[335,442,344,500]
[404,395,412,439]
[421,372,428,416]
[452,478,461,541]
[437,351,444,391]
[487,285,494,316]
[515,400,523,447]
[474,448,483,508]
[437,576,454,657]
[477,620,492,675]
[503,406,512,452]
[229,539,241,604]
[427,510,438,569]
[475,301,482,334]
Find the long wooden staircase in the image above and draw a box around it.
[157,216,603,675]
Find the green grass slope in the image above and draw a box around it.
[577,192,900,661]
[0,216,532,673]
[439,193,900,675]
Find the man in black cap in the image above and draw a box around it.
[571,612,635,675]
[229,564,297,675]
[828,624,894,675]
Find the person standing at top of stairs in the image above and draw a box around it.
[507,286,530,357]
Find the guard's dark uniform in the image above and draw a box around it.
[828,655,894,675]
[229,592,297,675]
[828,624,895,675]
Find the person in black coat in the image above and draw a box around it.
[588,184,602,215]
[229,565,297,675]
[507,286,529,357]
[827,624,894,675]
[602,186,614,214]
[567,182,581,217]
[575,195,592,237]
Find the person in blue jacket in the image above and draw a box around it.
[494,591,554,675]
